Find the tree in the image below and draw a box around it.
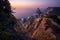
[0,0,11,14]
[35,8,41,18]
[0,0,20,40]
[0,0,3,12]
[3,0,11,13]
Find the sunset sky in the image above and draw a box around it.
[9,0,60,19]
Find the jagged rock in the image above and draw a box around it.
[23,7,60,40]
[31,17,56,40]
[24,16,56,40]
[24,16,35,29]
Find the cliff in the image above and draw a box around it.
[12,7,60,40]
[23,7,60,40]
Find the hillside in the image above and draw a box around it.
[0,0,60,40]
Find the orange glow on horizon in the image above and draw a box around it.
[10,2,43,8]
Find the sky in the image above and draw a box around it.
[9,0,60,19]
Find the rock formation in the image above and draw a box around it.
[23,7,60,40]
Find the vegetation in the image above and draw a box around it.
[0,0,17,40]
[35,8,41,18]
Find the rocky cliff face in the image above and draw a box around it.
[12,7,60,40]
[23,15,57,40]
[22,7,60,40]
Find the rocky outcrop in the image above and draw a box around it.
[22,7,60,40]
[23,16,56,40]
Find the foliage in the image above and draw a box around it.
[0,31,10,40]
